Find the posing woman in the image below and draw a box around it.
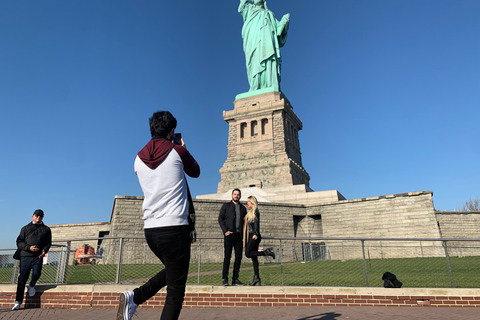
[243,196,275,286]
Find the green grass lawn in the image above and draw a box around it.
[2,256,480,288]
[0,267,14,283]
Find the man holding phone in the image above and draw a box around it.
[117,111,200,320]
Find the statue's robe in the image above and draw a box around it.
[239,1,289,92]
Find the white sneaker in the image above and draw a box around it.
[116,291,138,320]
[28,285,36,297]
[12,301,21,310]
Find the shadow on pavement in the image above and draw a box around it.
[297,312,342,320]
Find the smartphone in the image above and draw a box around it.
[173,133,182,145]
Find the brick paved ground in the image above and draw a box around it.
[1,305,479,320]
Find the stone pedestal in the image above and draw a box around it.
[217,91,310,193]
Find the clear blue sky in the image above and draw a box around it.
[1,1,479,249]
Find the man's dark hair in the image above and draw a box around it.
[232,188,241,195]
[149,111,177,138]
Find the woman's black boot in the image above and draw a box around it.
[264,248,275,259]
[249,275,261,286]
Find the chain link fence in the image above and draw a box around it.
[1,237,479,288]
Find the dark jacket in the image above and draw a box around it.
[218,201,247,235]
[246,209,260,237]
[16,222,52,257]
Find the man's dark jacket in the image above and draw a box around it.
[16,222,52,257]
[218,201,247,235]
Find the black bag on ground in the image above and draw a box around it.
[382,272,402,288]
[13,248,21,260]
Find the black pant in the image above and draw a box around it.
[16,256,43,303]
[245,234,265,276]
[133,225,191,320]
[222,232,243,280]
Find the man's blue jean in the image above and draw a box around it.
[133,225,191,320]
[16,256,43,302]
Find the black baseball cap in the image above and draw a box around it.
[33,209,44,217]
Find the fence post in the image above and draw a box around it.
[143,243,146,264]
[55,246,63,284]
[280,239,284,286]
[361,240,369,287]
[379,241,384,260]
[197,240,201,285]
[11,260,19,284]
[442,240,455,288]
[56,243,70,284]
[116,238,124,284]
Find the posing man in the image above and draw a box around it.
[12,209,52,310]
[218,188,247,286]
[117,111,200,320]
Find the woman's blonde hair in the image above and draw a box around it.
[243,196,258,247]
[245,196,258,223]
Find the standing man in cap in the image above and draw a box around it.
[12,209,52,310]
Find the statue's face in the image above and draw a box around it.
[254,0,264,5]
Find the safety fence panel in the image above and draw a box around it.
[2,237,480,288]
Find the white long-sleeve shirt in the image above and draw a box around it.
[135,141,200,229]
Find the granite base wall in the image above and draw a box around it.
[47,192,480,264]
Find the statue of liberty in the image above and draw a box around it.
[238,0,290,93]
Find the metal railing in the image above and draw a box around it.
[1,236,479,288]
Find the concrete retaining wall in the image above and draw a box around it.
[1,285,479,309]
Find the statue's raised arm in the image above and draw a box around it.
[238,0,290,93]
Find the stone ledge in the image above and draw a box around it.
[312,191,433,208]
[49,221,110,227]
[114,195,144,200]
[436,211,480,215]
